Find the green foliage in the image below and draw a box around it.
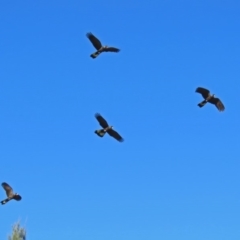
[8,221,26,240]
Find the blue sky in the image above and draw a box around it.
[1,0,240,239]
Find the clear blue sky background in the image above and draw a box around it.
[1,0,240,239]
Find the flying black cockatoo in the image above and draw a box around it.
[195,87,225,111]
[94,113,124,142]
[86,33,120,59]
[1,182,22,205]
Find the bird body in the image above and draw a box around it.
[1,182,22,205]
[86,33,120,59]
[94,113,124,142]
[195,87,225,111]
[198,94,214,108]
[95,126,113,137]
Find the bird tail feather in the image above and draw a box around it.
[1,198,9,205]
[95,130,105,137]
[198,100,207,107]
[90,51,101,58]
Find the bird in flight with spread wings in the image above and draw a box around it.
[195,87,225,112]
[86,33,120,59]
[94,113,124,142]
[1,182,22,205]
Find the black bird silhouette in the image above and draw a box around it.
[1,182,22,205]
[195,87,225,111]
[86,33,120,59]
[94,113,124,142]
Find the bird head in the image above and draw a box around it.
[110,126,113,129]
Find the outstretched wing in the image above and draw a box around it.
[208,97,225,111]
[86,33,102,50]
[104,47,120,52]
[107,129,124,142]
[1,182,14,197]
[195,87,210,99]
[95,113,109,128]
